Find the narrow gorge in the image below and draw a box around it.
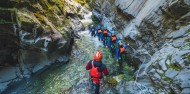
[0,0,190,94]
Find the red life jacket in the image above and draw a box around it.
[103,29,108,35]
[98,29,102,33]
[120,47,125,53]
[111,36,116,41]
[90,61,102,78]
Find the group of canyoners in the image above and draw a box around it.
[86,24,129,94]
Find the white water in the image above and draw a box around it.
[79,12,103,49]
[81,12,93,24]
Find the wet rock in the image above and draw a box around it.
[0,82,9,93]
[175,70,190,88]
[19,50,50,73]
[93,0,190,93]
[167,27,187,39]
[184,0,190,5]
[115,0,147,18]
[165,68,179,79]
[92,9,102,20]
[0,67,20,83]
[56,55,69,63]
[116,81,155,94]
[181,88,190,94]
[0,67,22,92]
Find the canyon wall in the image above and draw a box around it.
[91,0,190,93]
[0,0,88,92]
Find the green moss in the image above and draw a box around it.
[169,63,183,71]
[74,0,87,6]
[155,91,159,94]
[183,54,190,66]
[168,55,172,63]
[34,12,46,24]
[86,0,95,9]
[187,29,190,33]
[161,72,173,83]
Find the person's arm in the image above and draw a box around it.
[108,30,112,35]
[115,48,120,60]
[107,37,111,47]
[86,60,92,70]
[116,37,119,43]
[124,44,129,49]
[124,45,127,49]
[95,29,98,36]
[103,67,109,75]
[89,28,91,34]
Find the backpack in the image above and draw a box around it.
[90,61,102,78]
[120,47,125,53]
[103,29,108,34]
[111,36,116,41]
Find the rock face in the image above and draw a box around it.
[91,0,190,93]
[0,0,86,92]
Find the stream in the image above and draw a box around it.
[2,12,134,94]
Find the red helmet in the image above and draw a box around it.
[94,51,103,61]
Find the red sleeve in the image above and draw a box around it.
[103,67,109,75]
[86,61,91,70]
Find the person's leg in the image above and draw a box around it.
[119,54,123,68]
[102,35,105,46]
[95,83,100,94]
[91,32,93,36]
[92,31,95,37]
[105,36,108,45]
[98,33,100,40]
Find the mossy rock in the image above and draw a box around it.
[21,21,35,32]
[0,23,15,33]
[0,8,17,23]
[107,77,117,86]
[17,11,39,32]
[169,63,183,71]
[0,0,17,8]
[74,0,87,6]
